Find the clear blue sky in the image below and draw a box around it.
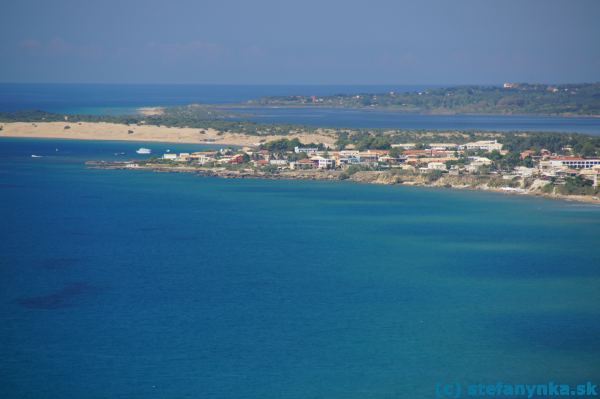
[1,0,599,84]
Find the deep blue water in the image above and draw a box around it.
[1,83,599,134]
[1,138,599,398]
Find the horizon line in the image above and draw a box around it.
[3,81,599,86]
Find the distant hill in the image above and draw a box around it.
[248,83,600,116]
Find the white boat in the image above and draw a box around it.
[136,148,151,154]
[31,155,43,158]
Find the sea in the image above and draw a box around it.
[1,137,599,398]
[0,84,600,398]
[1,83,600,134]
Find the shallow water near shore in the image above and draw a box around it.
[1,138,599,398]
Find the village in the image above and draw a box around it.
[144,138,600,191]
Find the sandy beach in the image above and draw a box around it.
[0,121,338,147]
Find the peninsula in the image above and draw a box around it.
[2,102,599,204]
[0,105,337,147]
[87,134,600,204]
[248,83,600,116]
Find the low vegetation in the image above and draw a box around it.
[250,83,600,116]
[0,107,316,137]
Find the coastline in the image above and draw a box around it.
[4,123,598,205]
[233,104,600,119]
[86,161,600,206]
[0,121,337,148]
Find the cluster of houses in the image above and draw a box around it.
[530,153,600,186]
[162,150,246,165]
[158,139,600,187]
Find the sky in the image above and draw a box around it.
[1,0,599,85]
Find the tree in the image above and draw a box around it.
[426,170,444,182]
[489,150,503,161]
[522,156,534,168]
[262,165,279,174]
[389,147,403,158]
[501,152,521,170]
[581,142,596,157]
[260,138,302,153]
[335,132,350,150]
[288,152,308,162]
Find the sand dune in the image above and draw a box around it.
[0,121,337,147]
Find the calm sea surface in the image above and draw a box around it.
[1,83,599,134]
[1,138,599,398]
[0,83,434,114]
[226,106,600,135]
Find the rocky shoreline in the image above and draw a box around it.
[86,161,600,205]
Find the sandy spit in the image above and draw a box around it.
[0,122,337,147]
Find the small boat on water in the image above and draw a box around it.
[31,155,43,158]
[136,148,151,154]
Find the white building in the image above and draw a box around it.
[461,140,503,152]
[311,156,336,169]
[514,166,536,177]
[357,152,379,164]
[339,150,360,157]
[468,156,492,165]
[162,153,178,160]
[427,162,447,171]
[391,143,417,149]
[429,143,458,150]
[294,146,319,155]
[269,159,288,166]
[338,156,360,166]
[552,158,600,169]
[579,166,600,187]
[466,157,492,173]
[196,156,214,165]
[177,153,191,162]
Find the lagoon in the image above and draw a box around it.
[2,83,599,134]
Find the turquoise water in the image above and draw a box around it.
[1,138,599,398]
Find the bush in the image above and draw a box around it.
[541,184,554,194]
[487,177,504,188]
[261,165,279,174]
[508,177,522,188]
[345,165,367,175]
[426,170,444,182]
[556,176,599,196]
